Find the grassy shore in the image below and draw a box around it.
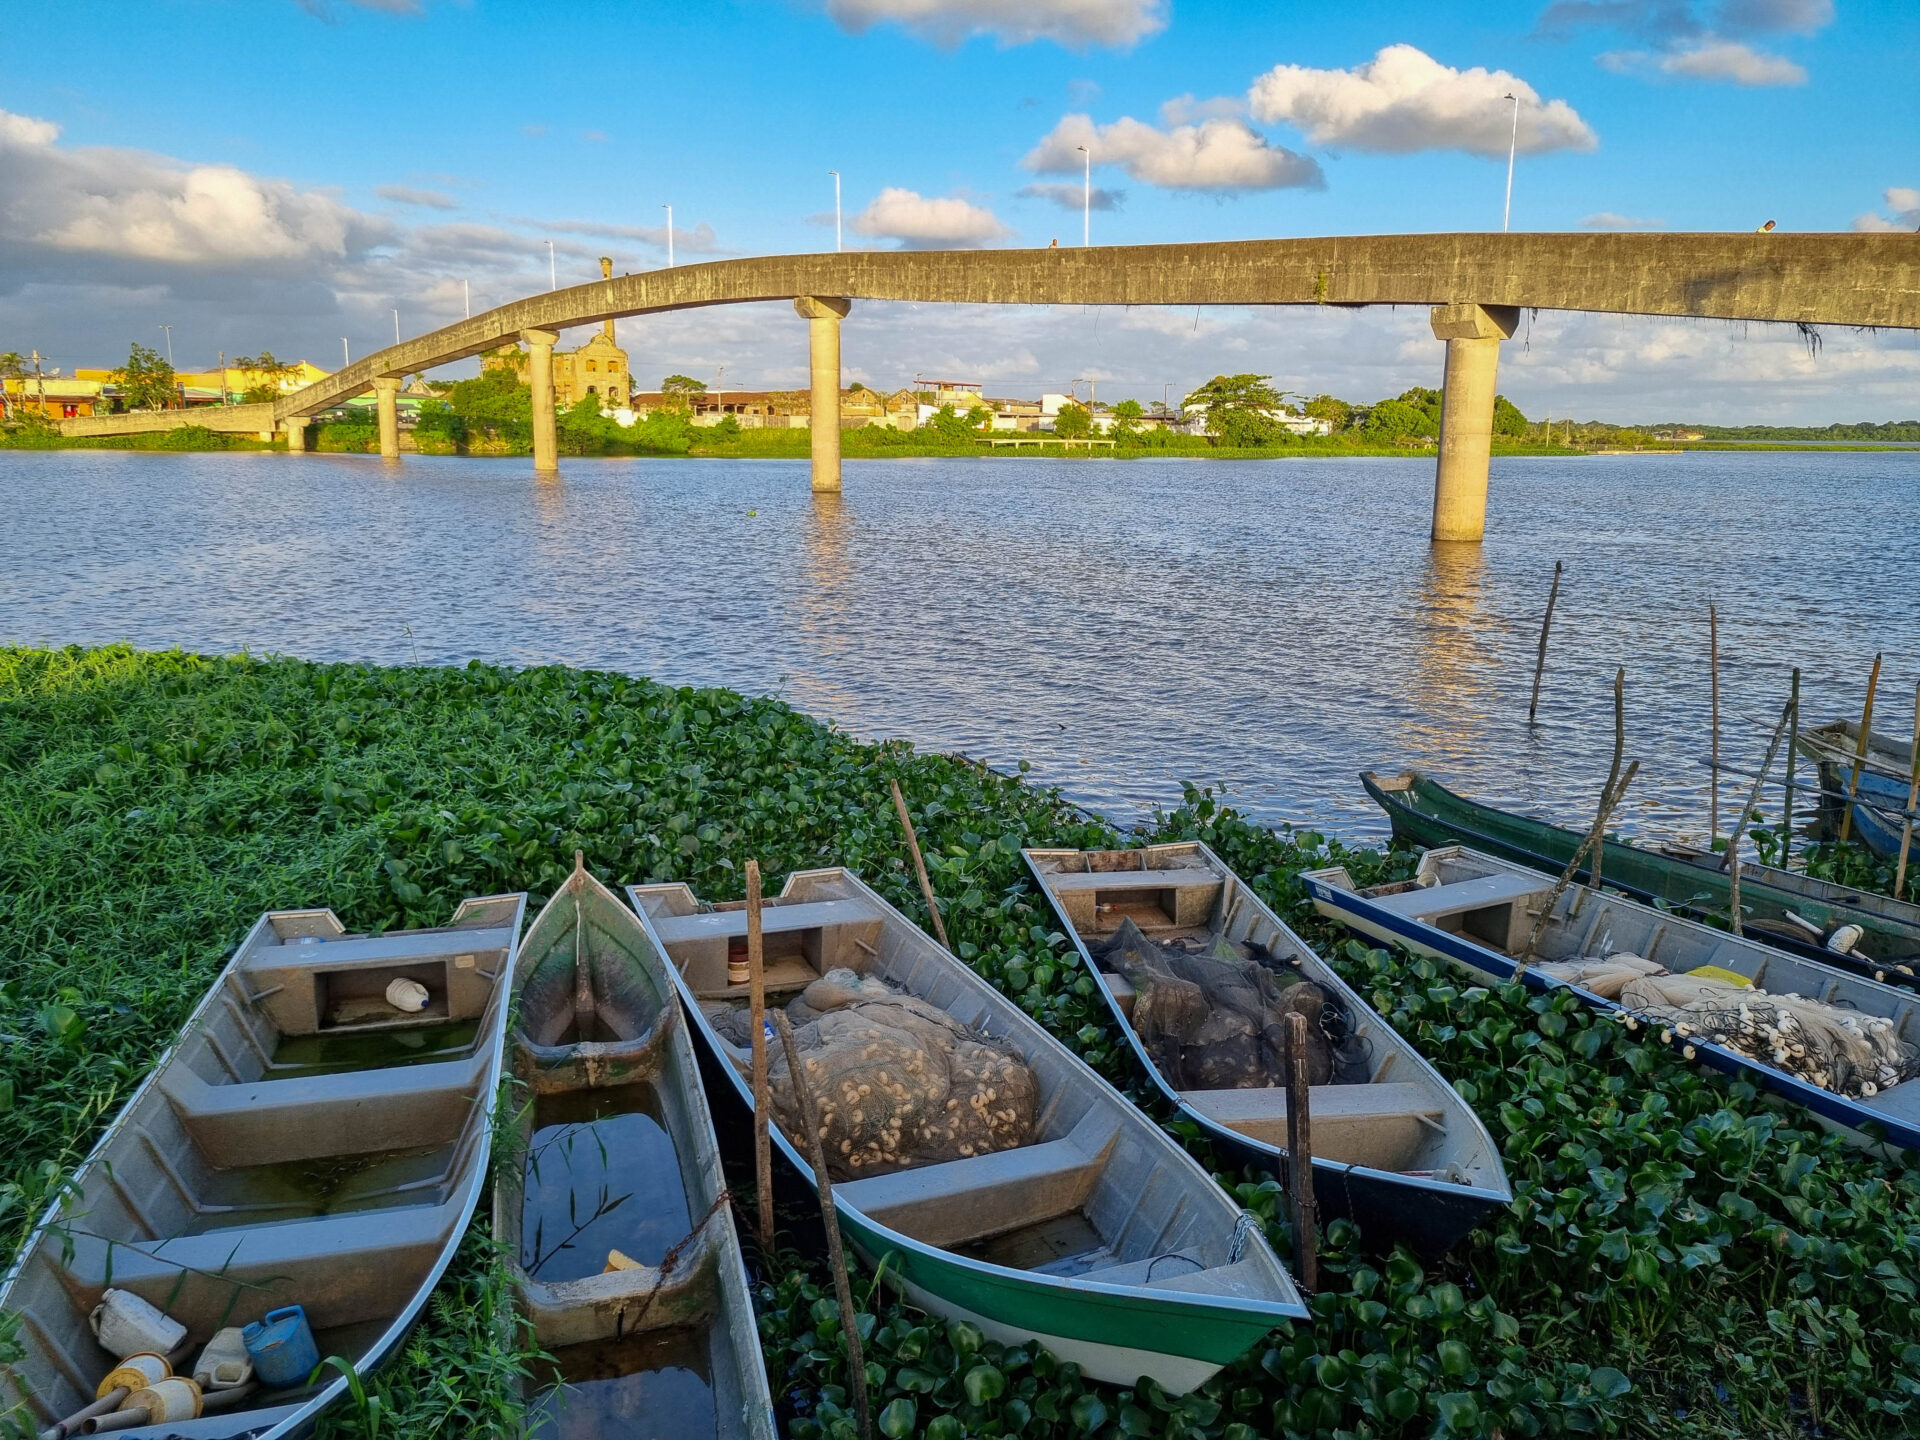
[2,648,1916,1439]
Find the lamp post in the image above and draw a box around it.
[464,279,471,319]
[392,309,401,345]
[159,325,173,366]
[662,205,674,267]
[1502,93,1520,233]
[1077,145,1090,246]
[341,338,350,370]
[546,240,556,291]
[829,171,841,253]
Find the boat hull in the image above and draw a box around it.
[1305,856,1920,1157]
[1365,770,1920,981]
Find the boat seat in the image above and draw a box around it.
[1082,1255,1270,1300]
[161,1050,487,1168]
[1041,869,1216,893]
[1180,1083,1444,1171]
[53,1201,455,1334]
[238,926,513,1037]
[650,900,875,945]
[836,1119,1118,1249]
[1369,873,1553,922]
[1043,870,1221,932]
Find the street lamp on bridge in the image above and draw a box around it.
[1077,145,1090,247]
[829,171,841,253]
[663,205,674,267]
[1502,93,1520,234]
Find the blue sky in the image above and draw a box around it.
[3,0,1916,421]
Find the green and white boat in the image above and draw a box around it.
[626,868,1304,1394]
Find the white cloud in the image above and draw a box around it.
[1025,114,1323,191]
[1248,45,1597,157]
[1580,212,1665,230]
[823,0,1165,48]
[1018,182,1125,211]
[1853,187,1920,233]
[1602,38,1806,83]
[850,188,1012,248]
[375,185,457,210]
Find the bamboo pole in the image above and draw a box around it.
[1783,668,1801,867]
[1709,604,1720,845]
[1527,561,1562,726]
[773,1011,872,1440]
[746,859,774,1249]
[1284,1010,1319,1292]
[1840,653,1883,845]
[889,778,950,951]
[1722,700,1794,938]
[1589,668,1626,899]
[1518,759,1641,969]
[1896,680,1920,901]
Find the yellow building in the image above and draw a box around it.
[552,329,629,408]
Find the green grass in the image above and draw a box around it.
[1,648,1916,1439]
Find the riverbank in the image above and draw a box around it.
[2,646,1916,1438]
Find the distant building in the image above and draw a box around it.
[2,376,104,419]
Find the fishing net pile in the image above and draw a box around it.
[704,969,1037,1181]
[1098,918,1369,1090]
[1535,953,1920,1099]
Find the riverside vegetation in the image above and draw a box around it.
[2,647,1917,1439]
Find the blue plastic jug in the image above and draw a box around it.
[242,1305,320,1389]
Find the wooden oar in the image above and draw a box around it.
[746,859,774,1249]
[773,1010,872,1440]
[1518,759,1641,970]
[1840,653,1883,845]
[1897,681,1920,900]
[1589,668,1626,898]
[890,778,950,950]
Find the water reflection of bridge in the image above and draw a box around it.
[62,234,1920,542]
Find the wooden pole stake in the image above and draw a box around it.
[1783,668,1801,867]
[1527,561,1562,726]
[1519,759,1641,969]
[746,859,774,1249]
[1895,680,1920,901]
[1709,604,1720,846]
[1284,1010,1318,1293]
[890,777,950,951]
[774,1011,872,1440]
[1722,699,1794,937]
[1590,668,1626,898]
[1840,653,1883,845]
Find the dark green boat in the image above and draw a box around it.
[1363,770,1920,983]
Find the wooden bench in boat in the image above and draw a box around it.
[160,1050,489,1167]
[53,1201,455,1334]
[835,1117,1119,1249]
[1369,873,1554,953]
[1041,868,1222,933]
[241,924,516,1036]
[652,900,885,999]
[1179,1083,1443,1172]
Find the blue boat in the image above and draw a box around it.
[1304,846,1920,1156]
[1798,719,1918,862]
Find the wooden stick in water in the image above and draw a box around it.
[1518,759,1641,970]
[890,777,950,951]
[1840,653,1883,845]
[773,1011,872,1440]
[1722,700,1794,937]
[1527,561,1562,726]
[1709,604,1720,846]
[1284,1010,1319,1293]
[1783,668,1801,867]
[746,859,774,1249]
[570,850,594,1038]
[1589,668,1626,899]
[1896,680,1920,901]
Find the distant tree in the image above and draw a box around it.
[1182,374,1286,447]
[965,404,992,431]
[0,351,23,419]
[1304,393,1353,432]
[443,366,532,445]
[712,414,742,439]
[1052,402,1091,439]
[1363,398,1431,442]
[233,351,295,404]
[113,343,177,411]
[1112,398,1143,421]
[661,374,708,393]
[1493,393,1528,437]
[930,404,985,442]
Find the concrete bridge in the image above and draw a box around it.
[64,233,1920,541]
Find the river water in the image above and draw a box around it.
[3,449,1916,844]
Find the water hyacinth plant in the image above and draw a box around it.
[1,647,1917,1438]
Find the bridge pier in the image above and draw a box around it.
[283,418,307,453]
[1429,303,1519,544]
[795,296,851,492]
[373,377,402,460]
[523,327,560,474]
